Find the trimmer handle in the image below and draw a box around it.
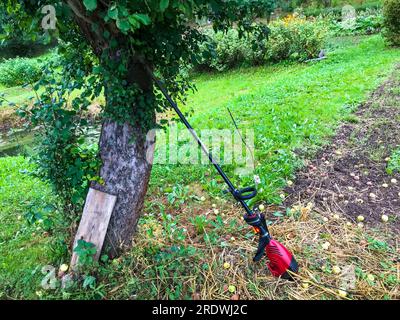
[229,186,257,201]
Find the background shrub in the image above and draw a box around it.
[303,2,382,17]
[195,16,328,72]
[0,39,55,61]
[196,28,267,72]
[0,57,43,87]
[198,29,248,71]
[267,15,328,62]
[383,0,400,46]
[328,8,383,36]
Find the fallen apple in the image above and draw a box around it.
[367,274,375,282]
[338,289,347,298]
[332,266,341,274]
[321,241,330,250]
[60,264,69,272]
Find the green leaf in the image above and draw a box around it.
[83,275,96,289]
[83,0,97,11]
[128,16,140,29]
[160,0,169,12]
[132,14,151,26]
[116,19,130,33]
[273,211,284,217]
[107,5,119,20]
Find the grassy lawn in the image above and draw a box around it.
[0,156,57,299]
[151,35,400,204]
[1,34,400,299]
[0,85,37,106]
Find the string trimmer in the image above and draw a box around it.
[150,73,299,279]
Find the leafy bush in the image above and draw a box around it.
[267,15,328,62]
[17,47,102,215]
[328,8,383,36]
[0,39,54,60]
[0,57,43,87]
[383,0,400,46]
[195,15,328,72]
[303,2,382,17]
[196,28,268,71]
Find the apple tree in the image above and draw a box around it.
[0,0,274,257]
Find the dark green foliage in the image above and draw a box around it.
[0,39,55,60]
[0,57,43,87]
[1,1,276,129]
[74,239,97,267]
[17,44,102,215]
[383,0,400,46]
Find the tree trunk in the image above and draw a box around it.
[91,59,156,258]
[66,1,156,258]
[92,118,155,257]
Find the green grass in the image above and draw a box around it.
[0,84,38,106]
[387,147,400,175]
[0,156,56,299]
[151,35,400,204]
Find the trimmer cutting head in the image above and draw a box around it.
[265,239,299,280]
[244,212,299,279]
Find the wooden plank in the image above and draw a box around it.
[70,188,117,269]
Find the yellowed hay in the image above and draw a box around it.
[128,199,399,300]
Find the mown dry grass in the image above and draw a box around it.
[101,196,399,300]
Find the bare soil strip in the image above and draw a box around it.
[285,65,400,230]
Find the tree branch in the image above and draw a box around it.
[66,0,93,25]
[65,0,109,54]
